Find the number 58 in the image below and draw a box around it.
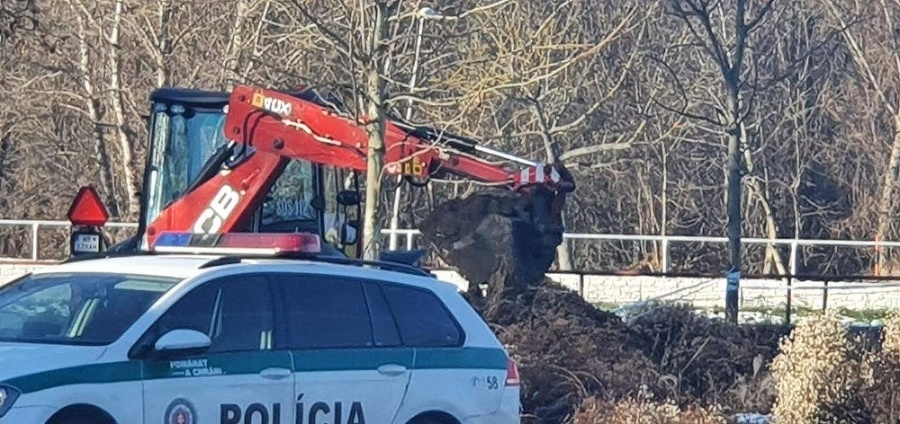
[486,375,499,390]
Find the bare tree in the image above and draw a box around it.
[663,0,776,321]
[818,0,900,274]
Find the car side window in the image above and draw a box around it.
[362,282,402,347]
[279,275,375,349]
[153,274,274,353]
[380,284,462,347]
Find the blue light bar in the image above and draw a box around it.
[151,232,322,255]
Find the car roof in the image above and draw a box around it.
[29,254,457,292]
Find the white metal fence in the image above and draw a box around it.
[0,219,138,261]
[4,219,900,271]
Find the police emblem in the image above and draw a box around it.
[164,398,197,424]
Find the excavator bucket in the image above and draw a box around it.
[419,184,569,299]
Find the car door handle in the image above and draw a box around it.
[377,363,408,376]
[260,367,292,381]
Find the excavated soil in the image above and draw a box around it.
[418,190,562,296]
[463,284,661,424]
[461,283,790,424]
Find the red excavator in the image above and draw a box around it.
[67,84,575,291]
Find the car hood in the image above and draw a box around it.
[0,342,106,382]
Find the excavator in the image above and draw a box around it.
[66,84,576,292]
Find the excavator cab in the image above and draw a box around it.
[105,87,364,257]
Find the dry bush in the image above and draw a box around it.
[770,313,874,423]
[570,395,727,424]
[623,302,788,414]
[862,312,900,422]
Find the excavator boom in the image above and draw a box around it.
[222,86,572,192]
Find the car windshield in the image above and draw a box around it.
[0,273,181,346]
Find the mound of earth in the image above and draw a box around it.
[464,282,662,424]
[463,283,792,423]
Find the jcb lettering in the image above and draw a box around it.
[193,184,241,233]
[220,403,281,424]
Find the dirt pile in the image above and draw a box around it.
[464,283,661,424]
[463,284,790,424]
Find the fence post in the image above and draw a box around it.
[31,222,39,261]
[661,236,669,274]
[789,240,798,276]
[785,274,792,325]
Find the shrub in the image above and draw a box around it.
[623,301,788,414]
[570,394,727,424]
[770,313,874,423]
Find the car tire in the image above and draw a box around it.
[53,419,96,424]
[409,418,443,424]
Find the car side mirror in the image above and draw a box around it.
[154,329,211,356]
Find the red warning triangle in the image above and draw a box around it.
[67,185,110,226]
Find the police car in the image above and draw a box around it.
[0,232,521,424]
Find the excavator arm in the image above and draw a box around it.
[222,85,573,193]
[143,84,575,290]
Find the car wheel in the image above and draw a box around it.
[52,416,105,424]
[54,419,96,424]
[409,418,443,424]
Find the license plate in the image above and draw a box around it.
[73,234,100,252]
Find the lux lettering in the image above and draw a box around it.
[263,98,292,116]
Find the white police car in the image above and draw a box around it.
[0,232,521,424]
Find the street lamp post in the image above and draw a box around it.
[387,6,442,251]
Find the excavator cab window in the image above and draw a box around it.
[142,98,324,236]
[144,102,231,225]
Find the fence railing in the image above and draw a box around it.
[0,219,138,261]
[365,229,900,275]
[5,219,900,271]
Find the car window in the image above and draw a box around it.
[0,273,179,346]
[381,284,463,347]
[153,274,274,353]
[279,275,375,349]
[362,282,402,347]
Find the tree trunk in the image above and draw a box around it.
[725,85,742,323]
[741,122,787,276]
[156,0,173,87]
[71,1,119,217]
[875,110,900,274]
[108,0,138,218]
[360,3,389,261]
[220,0,249,88]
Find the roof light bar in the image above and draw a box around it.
[151,232,322,255]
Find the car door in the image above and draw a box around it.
[275,273,413,424]
[137,273,295,424]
